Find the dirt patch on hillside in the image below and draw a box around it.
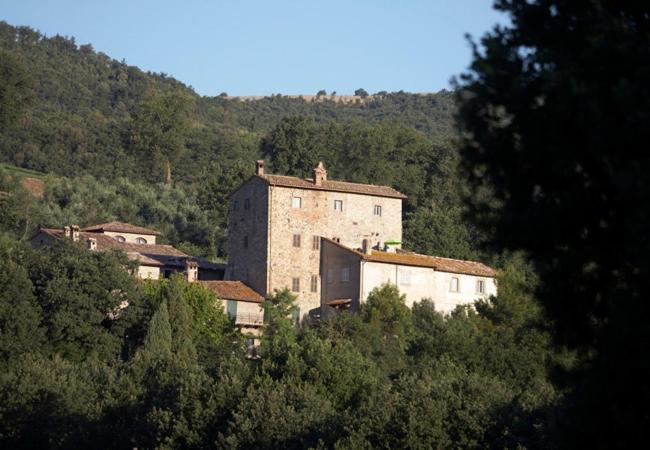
[22,177,44,197]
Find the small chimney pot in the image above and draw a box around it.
[255,160,265,176]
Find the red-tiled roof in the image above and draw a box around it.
[82,221,161,236]
[126,252,164,266]
[322,238,496,277]
[200,281,264,303]
[32,227,225,273]
[367,251,496,277]
[261,174,407,199]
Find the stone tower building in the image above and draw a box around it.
[227,160,406,317]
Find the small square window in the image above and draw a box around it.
[293,234,301,247]
[450,277,460,292]
[233,200,239,211]
[292,277,300,292]
[341,267,350,283]
[334,200,343,211]
[310,275,318,292]
[244,198,251,210]
[374,205,382,216]
[312,235,320,250]
[476,279,485,294]
[292,197,302,208]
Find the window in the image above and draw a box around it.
[312,235,320,250]
[374,205,382,216]
[450,277,460,292]
[293,234,301,247]
[226,300,237,319]
[135,237,147,244]
[244,198,251,210]
[292,277,300,292]
[311,275,318,292]
[332,237,341,243]
[341,267,350,283]
[114,235,126,243]
[476,279,485,294]
[233,200,239,211]
[334,199,343,211]
[327,269,333,284]
[292,196,302,208]
[243,235,248,248]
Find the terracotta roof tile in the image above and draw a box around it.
[126,252,164,266]
[322,238,496,277]
[259,174,407,199]
[367,251,497,277]
[82,221,161,236]
[200,281,265,303]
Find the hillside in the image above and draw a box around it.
[0,21,457,185]
[0,20,478,261]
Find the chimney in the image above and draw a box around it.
[63,226,71,239]
[362,238,372,255]
[86,237,97,251]
[185,259,198,283]
[313,161,327,186]
[71,225,80,242]
[255,160,265,176]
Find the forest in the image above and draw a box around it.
[1,0,648,448]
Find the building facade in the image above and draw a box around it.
[227,161,406,317]
[320,238,498,317]
[31,221,225,281]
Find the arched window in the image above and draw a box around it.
[136,237,147,244]
[114,235,126,243]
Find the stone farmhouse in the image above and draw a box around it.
[227,161,497,319]
[30,221,264,335]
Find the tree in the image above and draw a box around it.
[130,88,191,184]
[260,116,320,177]
[354,88,369,98]
[0,50,33,130]
[316,89,327,96]
[457,1,650,446]
[142,299,172,361]
[0,237,44,362]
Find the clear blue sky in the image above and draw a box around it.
[1,0,506,97]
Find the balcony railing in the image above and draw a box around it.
[233,313,264,327]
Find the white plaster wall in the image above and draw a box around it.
[361,262,497,314]
[430,271,497,314]
[136,265,160,280]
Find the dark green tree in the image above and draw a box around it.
[457,0,650,446]
[0,50,33,129]
[130,88,191,184]
[354,88,369,98]
[260,116,320,177]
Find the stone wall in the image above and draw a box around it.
[226,177,270,296]
[267,185,402,318]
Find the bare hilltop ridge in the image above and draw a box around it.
[225,92,437,104]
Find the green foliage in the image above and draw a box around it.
[129,88,192,184]
[457,0,650,445]
[141,299,173,361]
[0,49,33,129]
